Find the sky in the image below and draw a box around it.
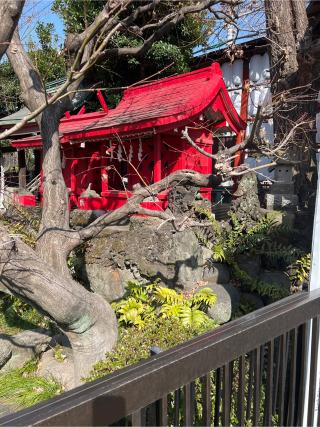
[19,0,64,48]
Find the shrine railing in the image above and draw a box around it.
[1,289,320,426]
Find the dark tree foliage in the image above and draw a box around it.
[28,22,66,83]
[53,0,213,107]
[0,61,20,115]
[0,22,66,115]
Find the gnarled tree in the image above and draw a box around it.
[0,0,250,385]
[0,0,313,387]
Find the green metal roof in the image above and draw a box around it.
[0,107,33,126]
[0,77,67,127]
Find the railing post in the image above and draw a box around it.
[303,149,320,426]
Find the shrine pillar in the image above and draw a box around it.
[18,149,26,189]
[153,134,162,182]
[70,147,78,196]
[100,144,108,194]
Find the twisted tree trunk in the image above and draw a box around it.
[0,228,118,383]
[0,0,234,386]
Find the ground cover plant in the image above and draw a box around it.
[0,360,62,409]
[0,280,217,407]
[87,280,217,380]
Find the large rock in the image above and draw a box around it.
[237,254,261,278]
[202,261,231,284]
[206,283,241,324]
[259,270,291,288]
[231,172,262,230]
[85,266,132,302]
[82,216,212,302]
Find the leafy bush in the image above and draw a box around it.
[112,280,216,329]
[86,317,213,382]
[229,260,288,300]
[0,360,62,408]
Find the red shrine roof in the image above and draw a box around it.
[12,63,246,148]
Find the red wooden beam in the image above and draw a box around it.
[70,147,78,195]
[97,90,108,112]
[77,105,86,115]
[100,143,108,193]
[154,134,162,182]
[234,59,250,168]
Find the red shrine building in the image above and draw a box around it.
[8,63,246,211]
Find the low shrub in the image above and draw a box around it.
[196,209,307,301]
[87,280,217,381]
[86,317,214,382]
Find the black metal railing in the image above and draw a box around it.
[1,289,320,426]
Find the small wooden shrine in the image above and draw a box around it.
[11,63,246,210]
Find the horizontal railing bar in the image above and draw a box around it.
[1,290,320,426]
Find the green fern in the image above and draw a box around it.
[230,260,289,301]
[289,253,311,292]
[179,306,211,328]
[191,287,217,310]
[113,281,217,329]
[160,303,183,319]
[153,286,184,305]
[212,243,226,262]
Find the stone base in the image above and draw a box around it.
[265,193,298,210]
[270,183,294,194]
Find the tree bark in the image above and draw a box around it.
[265,0,308,87]
[265,0,314,205]
[35,109,73,274]
[0,1,24,61]
[0,227,118,383]
[7,32,72,272]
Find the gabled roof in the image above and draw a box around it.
[12,63,246,148]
